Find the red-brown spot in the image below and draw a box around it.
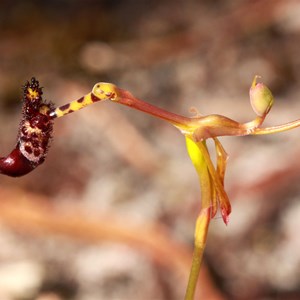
[25,145,33,154]
[32,140,39,148]
[34,149,41,157]
[60,103,70,111]
[91,93,100,102]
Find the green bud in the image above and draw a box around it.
[249,76,274,117]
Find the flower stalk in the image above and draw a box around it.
[87,77,300,298]
[184,137,213,300]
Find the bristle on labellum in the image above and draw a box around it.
[0,78,54,177]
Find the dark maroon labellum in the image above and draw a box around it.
[0,148,36,177]
[0,78,54,177]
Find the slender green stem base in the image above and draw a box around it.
[184,207,211,300]
[185,245,206,300]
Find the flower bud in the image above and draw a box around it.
[249,76,274,117]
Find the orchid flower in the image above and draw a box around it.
[2,76,300,300]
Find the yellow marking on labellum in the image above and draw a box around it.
[23,120,42,135]
[39,105,51,115]
[27,88,39,100]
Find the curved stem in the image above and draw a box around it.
[252,119,300,135]
[114,88,193,129]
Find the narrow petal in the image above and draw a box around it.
[214,137,228,186]
[185,137,214,210]
[209,172,218,218]
[195,141,231,225]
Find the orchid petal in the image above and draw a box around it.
[214,137,228,186]
[185,137,213,210]
[195,141,231,225]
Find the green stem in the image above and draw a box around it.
[185,242,206,299]
[184,207,211,300]
[185,139,213,300]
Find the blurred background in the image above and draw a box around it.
[0,0,300,299]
